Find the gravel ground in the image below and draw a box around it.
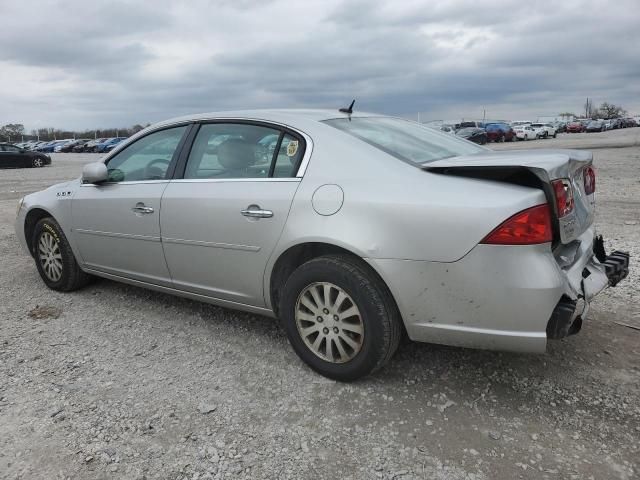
[1,130,638,480]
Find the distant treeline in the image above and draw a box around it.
[0,123,150,142]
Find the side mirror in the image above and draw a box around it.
[82,162,108,184]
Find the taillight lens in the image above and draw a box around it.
[481,204,553,245]
[584,166,596,195]
[552,179,574,218]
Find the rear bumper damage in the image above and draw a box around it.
[367,228,630,353]
[547,236,630,339]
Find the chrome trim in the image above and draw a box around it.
[240,208,273,219]
[169,178,300,184]
[100,117,314,178]
[131,206,154,214]
[80,180,170,187]
[162,237,260,252]
[75,228,160,242]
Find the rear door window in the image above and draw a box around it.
[183,123,305,179]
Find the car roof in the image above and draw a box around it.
[153,109,384,130]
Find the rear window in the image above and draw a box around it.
[323,117,484,165]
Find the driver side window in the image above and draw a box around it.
[105,126,187,182]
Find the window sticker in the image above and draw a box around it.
[286,140,299,157]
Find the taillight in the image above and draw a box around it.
[552,179,574,218]
[481,204,553,245]
[584,166,596,195]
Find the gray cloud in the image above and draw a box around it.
[1,0,639,130]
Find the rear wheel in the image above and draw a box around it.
[32,217,92,291]
[280,255,401,381]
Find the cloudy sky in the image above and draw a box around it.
[2,0,639,130]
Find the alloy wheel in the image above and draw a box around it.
[33,158,44,167]
[295,282,364,363]
[37,232,63,281]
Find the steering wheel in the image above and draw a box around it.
[144,158,171,180]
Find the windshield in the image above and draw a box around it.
[323,117,484,164]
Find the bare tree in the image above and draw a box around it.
[596,102,627,119]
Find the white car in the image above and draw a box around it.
[531,123,557,139]
[513,125,537,140]
[511,120,532,128]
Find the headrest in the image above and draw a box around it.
[217,139,255,170]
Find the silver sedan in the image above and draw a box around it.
[15,109,629,381]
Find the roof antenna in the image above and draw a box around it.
[339,99,355,115]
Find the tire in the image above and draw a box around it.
[31,217,92,292]
[279,254,402,381]
[32,157,44,168]
[553,133,557,138]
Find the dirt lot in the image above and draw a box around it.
[1,130,638,479]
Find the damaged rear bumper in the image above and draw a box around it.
[547,235,630,339]
[367,227,630,354]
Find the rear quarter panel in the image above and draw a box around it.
[266,124,547,297]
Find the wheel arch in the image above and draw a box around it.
[24,207,54,257]
[268,241,406,335]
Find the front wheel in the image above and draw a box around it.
[32,217,92,291]
[32,157,44,168]
[280,255,402,381]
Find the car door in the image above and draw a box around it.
[0,144,22,167]
[71,124,190,286]
[160,122,307,306]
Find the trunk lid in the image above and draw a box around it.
[423,149,596,244]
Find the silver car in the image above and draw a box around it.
[15,109,630,381]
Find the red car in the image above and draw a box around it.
[484,123,516,142]
[566,121,584,133]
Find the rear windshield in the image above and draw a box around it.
[323,117,484,164]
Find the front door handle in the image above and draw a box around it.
[241,205,273,218]
[132,203,154,214]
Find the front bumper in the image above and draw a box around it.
[366,228,629,353]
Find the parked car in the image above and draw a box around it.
[586,120,605,133]
[0,143,51,168]
[95,137,128,153]
[484,123,516,142]
[102,137,128,153]
[513,125,537,140]
[510,120,532,128]
[60,139,91,153]
[530,123,557,139]
[38,140,73,153]
[455,127,487,144]
[29,141,47,151]
[14,110,629,381]
[53,139,77,153]
[457,121,485,129]
[440,124,455,133]
[566,122,584,133]
[553,122,567,133]
[81,138,107,152]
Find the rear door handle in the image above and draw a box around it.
[241,206,273,218]
[132,204,154,214]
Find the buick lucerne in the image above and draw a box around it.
[15,109,630,380]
